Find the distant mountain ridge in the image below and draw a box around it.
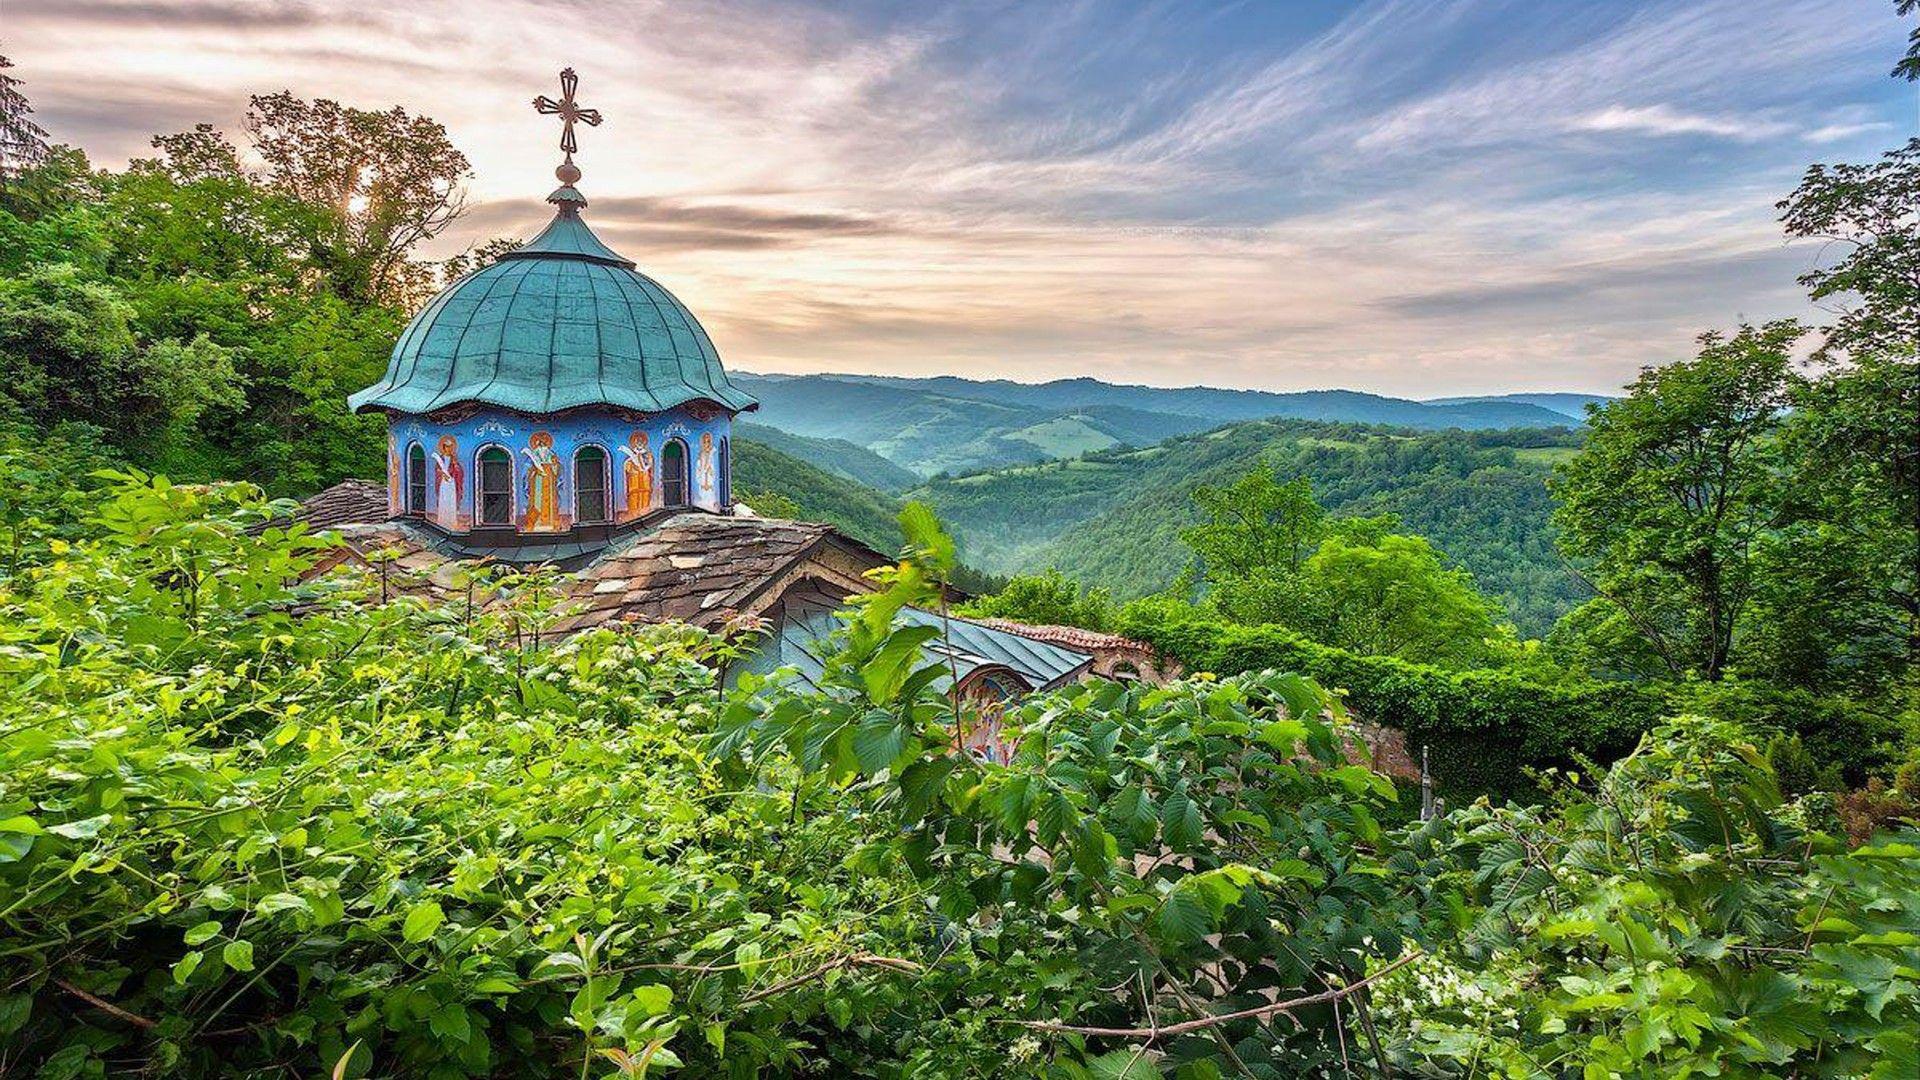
[735,371,1593,477]
[1422,393,1613,420]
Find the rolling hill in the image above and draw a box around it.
[730,438,904,553]
[734,372,1586,477]
[913,421,1588,635]
[733,421,919,492]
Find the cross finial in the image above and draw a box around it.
[533,67,602,186]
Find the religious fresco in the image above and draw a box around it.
[620,431,654,519]
[696,431,717,501]
[385,404,731,533]
[431,435,464,531]
[523,431,562,532]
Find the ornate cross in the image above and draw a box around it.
[533,68,602,163]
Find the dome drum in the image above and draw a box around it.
[385,404,734,536]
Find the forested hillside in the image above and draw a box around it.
[731,437,904,552]
[732,421,918,492]
[921,422,1583,633]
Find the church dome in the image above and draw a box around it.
[348,196,757,417]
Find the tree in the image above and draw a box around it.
[0,263,243,450]
[0,51,48,185]
[243,92,471,305]
[1778,137,1919,362]
[1896,0,1919,81]
[1757,357,1920,684]
[1551,323,1802,681]
[960,569,1116,631]
[1303,530,1510,667]
[1183,466,1325,579]
[1180,466,1327,626]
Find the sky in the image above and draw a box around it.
[5,0,1914,396]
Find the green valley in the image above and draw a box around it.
[917,421,1585,634]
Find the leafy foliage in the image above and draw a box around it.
[958,568,1117,632]
[1551,323,1802,682]
[716,502,1442,1076]
[0,474,945,1076]
[1374,718,1920,1079]
[1174,467,1512,668]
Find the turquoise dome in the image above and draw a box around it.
[350,198,757,417]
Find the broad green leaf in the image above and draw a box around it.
[48,814,111,840]
[183,920,222,946]
[222,939,255,972]
[627,984,673,1018]
[1154,887,1212,944]
[429,1002,472,1044]
[402,900,445,943]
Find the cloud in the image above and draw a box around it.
[460,194,909,252]
[1,0,1904,397]
[1570,104,1788,141]
[9,0,365,30]
[1802,120,1895,143]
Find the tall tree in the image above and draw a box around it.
[1304,529,1508,667]
[242,92,470,305]
[1551,323,1802,681]
[0,51,49,185]
[1779,137,1920,362]
[1183,466,1326,579]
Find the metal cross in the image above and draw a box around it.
[533,68,602,162]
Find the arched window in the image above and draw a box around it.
[477,446,512,526]
[574,445,609,524]
[717,437,731,507]
[405,443,427,516]
[661,438,689,508]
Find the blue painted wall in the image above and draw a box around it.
[383,405,733,532]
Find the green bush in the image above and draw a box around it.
[1121,609,1668,801]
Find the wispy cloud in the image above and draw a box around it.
[1570,105,1788,141]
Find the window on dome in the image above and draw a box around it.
[717,437,731,506]
[478,447,512,526]
[575,446,609,524]
[662,439,689,508]
[406,443,427,516]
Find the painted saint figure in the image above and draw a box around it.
[523,430,562,531]
[387,439,402,515]
[695,431,717,500]
[620,430,654,519]
[431,434,463,530]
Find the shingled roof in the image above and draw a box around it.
[293,482,1098,695]
[546,514,868,634]
[297,481,889,634]
[295,479,390,529]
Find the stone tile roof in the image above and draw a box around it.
[295,479,390,529]
[298,482,887,636]
[977,620,1155,654]
[547,514,857,634]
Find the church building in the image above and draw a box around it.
[301,70,1104,753]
